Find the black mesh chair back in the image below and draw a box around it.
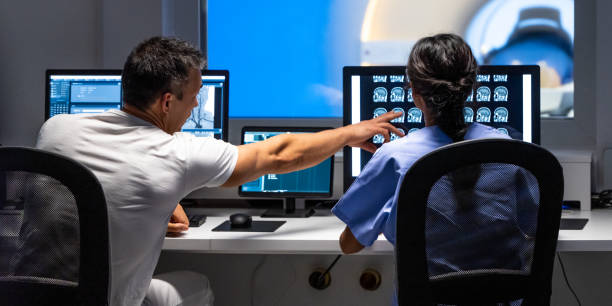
[0,147,110,305]
[396,139,563,306]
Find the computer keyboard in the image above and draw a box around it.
[188,214,207,227]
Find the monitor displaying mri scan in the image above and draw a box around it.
[45,70,229,141]
[342,65,540,190]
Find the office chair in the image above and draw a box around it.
[0,147,110,305]
[395,139,563,306]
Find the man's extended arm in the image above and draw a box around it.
[221,112,403,187]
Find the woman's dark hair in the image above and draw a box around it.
[122,36,205,111]
[406,33,478,142]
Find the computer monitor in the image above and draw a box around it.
[342,65,540,190]
[239,127,334,218]
[45,69,229,141]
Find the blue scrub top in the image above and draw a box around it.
[332,123,515,305]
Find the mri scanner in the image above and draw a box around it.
[359,0,574,118]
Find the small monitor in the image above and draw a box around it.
[46,70,123,118]
[239,126,334,218]
[45,69,229,141]
[342,65,540,190]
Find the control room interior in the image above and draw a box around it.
[1,0,612,305]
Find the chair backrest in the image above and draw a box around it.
[0,147,110,305]
[395,139,563,306]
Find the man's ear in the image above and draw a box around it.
[160,92,173,114]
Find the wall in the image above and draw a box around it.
[0,0,103,146]
[0,0,201,146]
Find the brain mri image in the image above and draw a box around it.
[464,107,474,123]
[373,75,387,83]
[373,87,388,102]
[494,86,509,102]
[183,85,214,131]
[391,107,404,123]
[466,90,473,102]
[372,134,385,144]
[390,128,405,141]
[493,107,509,123]
[406,107,422,123]
[390,75,404,83]
[406,88,414,102]
[390,87,405,102]
[373,107,387,118]
[408,128,420,134]
[497,128,509,135]
[476,86,491,102]
[476,107,491,122]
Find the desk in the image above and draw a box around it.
[162,208,612,253]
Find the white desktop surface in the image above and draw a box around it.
[163,208,612,254]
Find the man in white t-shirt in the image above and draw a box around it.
[34,37,402,306]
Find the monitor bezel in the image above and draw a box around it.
[202,69,230,142]
[45,69,230,142]
[238,126,335,198]
[342,65,541,191]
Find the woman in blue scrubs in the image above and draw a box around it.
[332,33,518,305]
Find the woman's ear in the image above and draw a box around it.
[412,93,425,110]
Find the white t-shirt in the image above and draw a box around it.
[36,109,238,306]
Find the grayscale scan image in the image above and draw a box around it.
[373,107,387,118]
[406,107,422,123]
[406,88,414,102]
[494,107,509,122]
[464,107,474,123]
[494,86,509,102]
[372,134,384,144]
[391,128,405,141]
[391,107,404,123]
[390,87,405,102]
[390,75,404,83]
[373,75,387,83]
[183,86,214,131]
[476,86,491,102]
[373,87,388,102]
[476,107,491,122]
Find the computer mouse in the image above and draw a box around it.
[229,213,252,228]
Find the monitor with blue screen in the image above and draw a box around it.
[342,65,541,191]
[239,127,334,218]
[45,69,229,141]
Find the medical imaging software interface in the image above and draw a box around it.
[240,131,333,195]
[180,75,226,138]
[47,73,227,139]
[48,74,122,117]
[347,67,534,179]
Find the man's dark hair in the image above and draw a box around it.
[121,36,205,110]
[406,33,478,142]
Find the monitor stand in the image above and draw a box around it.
[261,197,315,218]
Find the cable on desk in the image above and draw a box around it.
[557,252,581,306]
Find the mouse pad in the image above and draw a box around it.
[212,220,286,232]
[560,218,589,230]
